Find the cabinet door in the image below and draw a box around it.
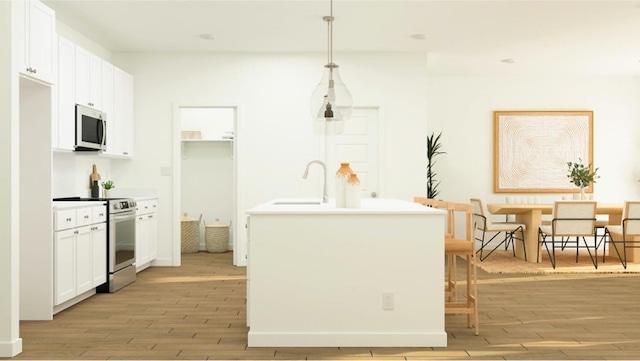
[27,0,55,84]
[75,46,91,107]
[57,36,76,150]
[135,215,149,270]
[148,213,158,261]
[75,46,102,109]
[75,226,93,295]
[102,62,116,155]
[113,67,125,156]
[92,223,107,287]
[113,67,134,158]
[122,72,134,157]
[54,229,76,305]
[89,54,103,110]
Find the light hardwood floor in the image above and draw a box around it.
[4,252,640,360]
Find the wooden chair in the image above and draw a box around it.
[414,197,456,301]
[414,197,479,335]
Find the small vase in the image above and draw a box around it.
[103,189,111,198]
[335,163,353,208]
[345,173,361,208]
[580,187,586,200]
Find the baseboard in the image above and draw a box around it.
[0,338,23,357]
[53,289,96,315]
[248,331,447,347]
[150,257,174,267]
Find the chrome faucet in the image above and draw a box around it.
[302,160,328,203]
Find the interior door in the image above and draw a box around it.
[325,107,379,199]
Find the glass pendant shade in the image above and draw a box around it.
[310,65,353,135]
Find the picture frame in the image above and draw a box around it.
[493,110,594,193]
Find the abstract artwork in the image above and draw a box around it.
[494,111,593,193]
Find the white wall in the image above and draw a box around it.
[427,75,640,206]
[111,51,429,265]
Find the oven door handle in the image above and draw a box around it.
[112,212,136,222]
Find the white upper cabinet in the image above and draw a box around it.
[54,37,135,157]
[75,46,102,110]
[112,66,134,158]
[102,62,115,155]
[20,0,56,84]
[56,36,76,151]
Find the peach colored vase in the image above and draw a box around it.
[335,163,353,208]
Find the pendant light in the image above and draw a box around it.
[310,0,353,135]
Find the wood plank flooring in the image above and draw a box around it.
[5,252,640,360]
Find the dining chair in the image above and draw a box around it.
[537,200,597,269]
[470,198,527,261]
[414,197,479,335]
[602,201,640,269]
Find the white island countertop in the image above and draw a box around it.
[247,198,444,215]
[246,197,447,348]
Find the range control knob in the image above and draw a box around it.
[114,203,121,209]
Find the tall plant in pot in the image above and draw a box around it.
[567,158,599,199]
[426,132,445,199]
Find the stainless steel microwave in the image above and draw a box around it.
[75,104,106,151]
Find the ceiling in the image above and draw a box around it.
[43,0,640,75]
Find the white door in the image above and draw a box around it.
[325,107,379,199]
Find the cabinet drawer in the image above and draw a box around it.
[55,209,76,231]
[76,207,93,227]
[92,205,107,223]
[136,199,157,215]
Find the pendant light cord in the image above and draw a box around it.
[329,0,333,65]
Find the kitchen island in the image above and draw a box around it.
[246,198,446,347]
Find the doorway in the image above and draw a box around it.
[172,105,237,266]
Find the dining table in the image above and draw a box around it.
[486,203,632,264]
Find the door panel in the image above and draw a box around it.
[326,107,379,198]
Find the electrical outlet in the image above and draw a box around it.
[383,292,394,310]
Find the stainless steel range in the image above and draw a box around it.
[54,197,137,292]
[103,198,137,292]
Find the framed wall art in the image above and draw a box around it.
[493,110,593,193]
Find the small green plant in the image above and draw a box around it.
[427,132,446,199]
[567,158,599,188]
[101,180,115,190]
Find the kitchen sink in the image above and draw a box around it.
[272,200,323,205]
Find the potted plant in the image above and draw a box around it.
[101,180,115,198]
[426,131,445,199]
[567,158,599,199]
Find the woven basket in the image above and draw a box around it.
[205,220,229,253]
[181,213,201,253]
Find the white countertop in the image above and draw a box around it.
[246,198,444,215]
[52,201,107,209]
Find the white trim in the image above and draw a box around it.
[171,103,182,267]
[0,339,23,358]
[248,331,447,347]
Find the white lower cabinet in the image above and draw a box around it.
[92,223,107,287]
[53,204,107,309]
[135,199,158,272]
[54,228,76,305]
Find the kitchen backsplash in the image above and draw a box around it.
[52,152,112,198]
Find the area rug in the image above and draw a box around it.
[476,250,640,274]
